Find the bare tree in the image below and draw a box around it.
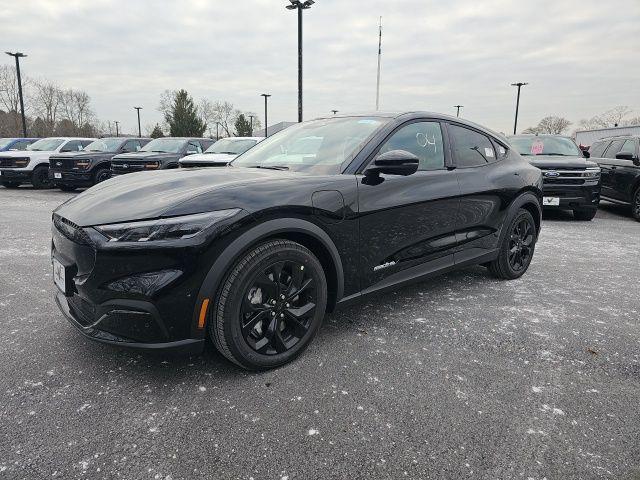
[523,116,572,135]
[32,79,62,135]
[578,106,635,130]
[158,89,177,131]
[58,88,96,136]
[0,65,25,113]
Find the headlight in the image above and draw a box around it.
[76,161,91,169]
[14,158,29,167]
[583,167,600,178]
[94,209,241,243]
[145,161,160,169]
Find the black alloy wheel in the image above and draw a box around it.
[633,187,640,222]
[31,166,52,189]
[488,208,537,280]
[210,240,327,370]
[94,168,111,184]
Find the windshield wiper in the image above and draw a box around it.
[541,153,569,156]
[251,165,290,171]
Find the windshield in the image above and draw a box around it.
[27,138,65,151]
[140,138,187,154]
[84,138,123,152]
[0,138,15,149]
[509,136,582,156]
[233,117,389,174]
[206,138,258,155]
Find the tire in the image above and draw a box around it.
[573,208,597,221]
[31,166,52,189]
[1,181,21,188]
[93,167,111,185]
[209,239,328,370]
[59,185,77,192]
[632,187,640,222]
[488,208,537,280]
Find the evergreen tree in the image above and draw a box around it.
[166,89,206,137]
[234,114,252,136]
[150,124,164,138]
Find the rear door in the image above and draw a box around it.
[357,119,460,292]
[601,139,626,200]
[447,123,520,264]
[611,139,640,202]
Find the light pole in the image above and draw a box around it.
[260,94,271,137]
[331,110,338,115]
[134,107,142,137]
[114,121,120,137]
[286,0,315,123]
[454,105,463,117]
[511,82,528,135]
[248,115,256,136]
[5,51,27,137]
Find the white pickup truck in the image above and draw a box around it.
[0,137,95,189]
[179,137,264,168]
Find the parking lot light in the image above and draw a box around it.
[286,0,316,123]
[454,105,463,117]
[5,51,28,137]
[511,82,528,135]
[260,94,271,137]
[134,107,143,138]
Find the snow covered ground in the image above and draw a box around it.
[0,187,638,479]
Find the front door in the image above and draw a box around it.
[357,120,460,293]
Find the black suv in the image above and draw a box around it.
[49,137,151,191]
[589,136,640,221]
[51,113,542,370]
[110,137,213,176]
[509,135,601,220]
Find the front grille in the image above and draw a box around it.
[539,168,590,186]
[544,177,585,186]
[53,215,93,246]
[111,162,147,173]
[0,156,29,168]
[50,157,76,171]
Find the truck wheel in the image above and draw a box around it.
[209,239,327,370]
[488,209,537,280]
[573,208,597,221]
[632,187,640,222]
[93,168,111,185]
[1,181,21,189]
[31,166,52,189]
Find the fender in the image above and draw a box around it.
[498,191,542,246]
[190,217,345,337]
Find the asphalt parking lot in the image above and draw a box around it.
[0,187,638,480]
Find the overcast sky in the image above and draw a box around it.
[2,0,639,135]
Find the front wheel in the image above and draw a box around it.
[31,166,52,189]
[93,167,111,185]
[573,208,597,221]
[632,187,640,222]
[209,239,328,370]
[488,209,537,280]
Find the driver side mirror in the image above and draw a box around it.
[582,150,590,158]
[616,151,636,161]
[365,150,420,177]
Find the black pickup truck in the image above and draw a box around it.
[509,134,601,220]
[110,137,213,176]
[49,137,151,191]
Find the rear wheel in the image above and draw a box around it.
[573,208,597,221]
[632,187,640,222]
[488,209,537,280]
[209,239,327,370]
[31,166,52,189]
[93,167,111,185]
[1,181,21,188]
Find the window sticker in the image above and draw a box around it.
[416,132,437,152]
[485,147,494,158]
[531,139,544,155]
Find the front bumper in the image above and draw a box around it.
[542,181,600,210]
[55,291,205,354]
[0,168,31,182]
[49,169,93,186]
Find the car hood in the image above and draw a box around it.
[0,150,52,158]
[180,153,236,163]
[50,151,114,160]
[112,151,178,161]
[524,155,598,169]
[54,167,308,226]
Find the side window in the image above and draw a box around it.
[620,139,637,156]
[603,139,625,159]
[186,141,202,154]
[122,140,139,152]
[377,121,445,171]
[449,124,496,167]
[589,141,609,158]
[12,141,28,150]
[80,140,92,149]
[61,140,81,152]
